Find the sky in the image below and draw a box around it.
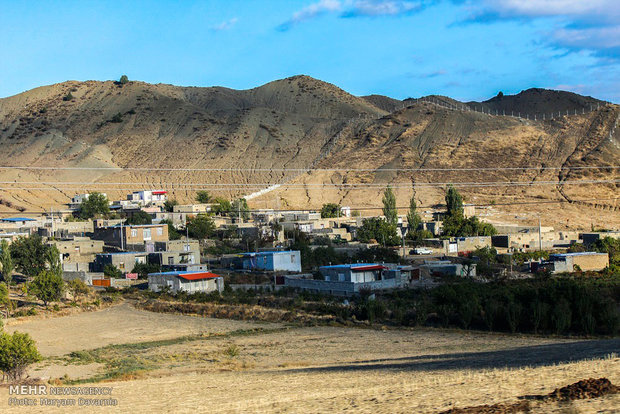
[1,0,619,102]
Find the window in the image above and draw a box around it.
[338,273,345,282]
[157,227,163,236]
[168,257,174,265]
[131,229,138,237]
[291,254,295,263]
[119,262,125,270]
[143,228,151,240]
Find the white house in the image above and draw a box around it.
[148,271,224,294]
[127,190,167,205]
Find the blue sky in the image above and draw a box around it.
[1,0,618,102]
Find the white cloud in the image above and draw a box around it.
[344,1,424,17]
[212,17,239,31]
[290,0,342,24]
[463,0,620,23]
[553,25,620,50]
[459,0,620,60]
[279,0,425,29]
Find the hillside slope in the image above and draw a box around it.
[0,77,617,229]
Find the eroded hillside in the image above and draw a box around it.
[0,76,617,229]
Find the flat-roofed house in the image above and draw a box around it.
[148,271,223,294]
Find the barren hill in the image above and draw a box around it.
[0,76,618,229]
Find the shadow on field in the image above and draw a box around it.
[281,339,620,373]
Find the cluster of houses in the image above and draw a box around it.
[0,189,616,297]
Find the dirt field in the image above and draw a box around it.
[1,302,618,413]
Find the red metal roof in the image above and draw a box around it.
[177,272,220,281]
[152,190,167,195]
[351,265,386,271]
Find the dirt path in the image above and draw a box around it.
[5,302,279,356]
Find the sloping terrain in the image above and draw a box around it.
[0,76,618,228]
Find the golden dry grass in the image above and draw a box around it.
[0,303,618,413]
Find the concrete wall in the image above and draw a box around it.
[93,253,148,272]
[549,253,609,273]
[284,277,403,297]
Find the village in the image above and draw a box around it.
[0,187,615,300]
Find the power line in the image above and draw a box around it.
[0,165,618,172]
[1,197,617,216]
[0,179,617,190]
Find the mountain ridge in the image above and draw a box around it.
[0,75,618,229]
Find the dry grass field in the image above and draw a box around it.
[1,302,618,413]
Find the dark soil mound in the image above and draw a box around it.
[441,378,619,414]
[547,377,619,401]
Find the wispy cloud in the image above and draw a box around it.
[455,0,620,61]
[342,1,424,17]
[211,17,239,31]
[278,0,342,30]
[278,0,426,30]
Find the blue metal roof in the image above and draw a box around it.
[241,250,299,257]
[1,217,36,222]
[550,252,606,258]
[319,263,380,270]
[97,252,146,256]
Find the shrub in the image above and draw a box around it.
[67,279,90,301]
[103,265,123,279]
[552,298,572,334]
[29,270,64,307]
[62,92,73,101]
[0,331,42,382]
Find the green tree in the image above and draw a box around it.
[10,234,48,277]
[0,331,42,381]
[103,264,123,279]
[231,198,250,220]
[195,191,212,204]
[357,217,401,246]
[211,198,232,216]
[406,195,421,232]
[66,279,90,302]
[320,203,341,218]
[593,237,620,266]
[126,211,153,225]
[131,263,160,279]
[62,92,74,101]
[160,219,181,240]
[79,192,110,219]
[0,240,14,284]
[45,244,62,278]
[443,215,497,237]
[382,185,398,226]
[163,199,178,212]
[445,185,464,218]
[0,283,11,318]
[119,75,129,84]
[186,214,216,240]
[29,270,64,307]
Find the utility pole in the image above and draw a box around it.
[538,216,542,251]
[120,220,124,251]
